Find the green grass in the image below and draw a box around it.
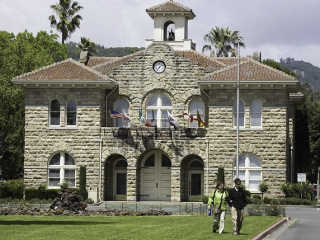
[0,215,280,240]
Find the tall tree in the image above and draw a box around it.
[78,37,96,55]
[49,0,83,44]
[202,26,245,57]
[0,30,67,179]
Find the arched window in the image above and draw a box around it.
[164,20,175,41]
[146,94,172,128]
[144,155,155,167]
[189,98,205,128]
[66,100,77,126]
[48,152,76,188]
[233,100,245,127]
[234,154,262,192]
[50,100,60,125]
[161,154,172,168]
[250,100,262,128]
[113,98,129,128]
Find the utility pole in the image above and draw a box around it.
[317,167,320,203]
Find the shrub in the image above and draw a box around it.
[259,182,269,199]
[79,166,88,200]
[281,183,313,199]
[202,195,208,204]
[0,179,24,199]
[25,188,60,200]
[263,197,272,204]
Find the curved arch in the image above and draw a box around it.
[164,20,175,41]
[181,154,204,201]
[233,99,245,127]
[49,99,60,126]
[250,99,262,127]
[141,89,175,108]
[104,154,128,201]
[48,151,76,188]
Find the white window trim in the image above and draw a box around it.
[250,100,263,129]
[233,100,245,129]
[65,100,77,127]
[48,152,76,189]
[49,99,61,127]
[234,155,262,193]
[188,98,205,129]
[146,94,172,128]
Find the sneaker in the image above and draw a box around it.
[233,232,238,235]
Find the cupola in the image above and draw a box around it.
[145,0,196,51]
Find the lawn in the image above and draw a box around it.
[0,215,280,240]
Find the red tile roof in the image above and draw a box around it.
[87,57,120,67]
[204,58,298,82]
[146,1,195,19]
[12,58,112,82]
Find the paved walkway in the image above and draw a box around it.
[266,206,320,240]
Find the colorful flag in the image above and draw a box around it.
[167,111,179,129]
[197,111,206,127]
[183,113,194,122]
[139,109,153,127]
[111,110,130,121]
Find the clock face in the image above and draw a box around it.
[153,61,166,73]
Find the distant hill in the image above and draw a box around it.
[280,58,320,91]
[66,42,144,60]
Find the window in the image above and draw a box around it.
[144,155,155,167]
[146,94,172,128]
[233,100,245,127]
[161,154,171,167]
[48,152,76,188]
[113,98,129,128]
[234,154,262,192]
[250,100,262,128]
[50,100,60,125]
[66,100,77,126]
[189,98,205,128]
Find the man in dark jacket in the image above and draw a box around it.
[228,178,247,235]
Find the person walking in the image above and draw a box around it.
[228,178,247,235]
[208,182,229,234]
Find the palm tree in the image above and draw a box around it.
[202,27,245,57]
[49,0,83,44]
[78,37,96,56]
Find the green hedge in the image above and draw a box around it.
[0,179,24,199]
[24,188,60,200]
[281,183,313,199]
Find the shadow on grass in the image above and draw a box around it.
[0,220,118,225]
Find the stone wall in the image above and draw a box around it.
[23,43,290,200]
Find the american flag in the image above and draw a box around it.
[111,110,130,121]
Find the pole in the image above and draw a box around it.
[236,41,240,178]
[317,167,320,203]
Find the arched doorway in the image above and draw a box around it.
[139,150,171,201]
[164,20,175,41]
[104,155,127,201]
[181,155,204,201]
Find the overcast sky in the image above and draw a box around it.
[1,0,320,67]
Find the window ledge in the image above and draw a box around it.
[232,127,263,131]
[49,126,78,130]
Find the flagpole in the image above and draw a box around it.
[236,41,240,178]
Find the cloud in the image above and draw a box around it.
[1,0,320,67]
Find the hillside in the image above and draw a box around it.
[66,42,144,60]
[280,58,320,91]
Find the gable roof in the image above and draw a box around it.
[175,50,226,72]
[93,50,145,75]
[202,57,298,83]
[146,1,195,19]
[12,58,115,86]
[87,57,120,67]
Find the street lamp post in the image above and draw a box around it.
[236,41,240,178]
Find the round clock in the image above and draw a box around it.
[153,61,166,73]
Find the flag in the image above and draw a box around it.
[139,109,153,127]
[167,111,179,129]
[183,113,194,122]
[197,111,206,127]
[111,110,130,121]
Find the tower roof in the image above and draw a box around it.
[146,0,195,19]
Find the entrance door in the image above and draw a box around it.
[189,170,203,201]
[141,151,171,201]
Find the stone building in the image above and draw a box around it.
[13,1,301,202]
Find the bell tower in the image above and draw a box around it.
[145,0,196,51]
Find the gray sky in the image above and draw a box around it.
[1,0,320,67]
